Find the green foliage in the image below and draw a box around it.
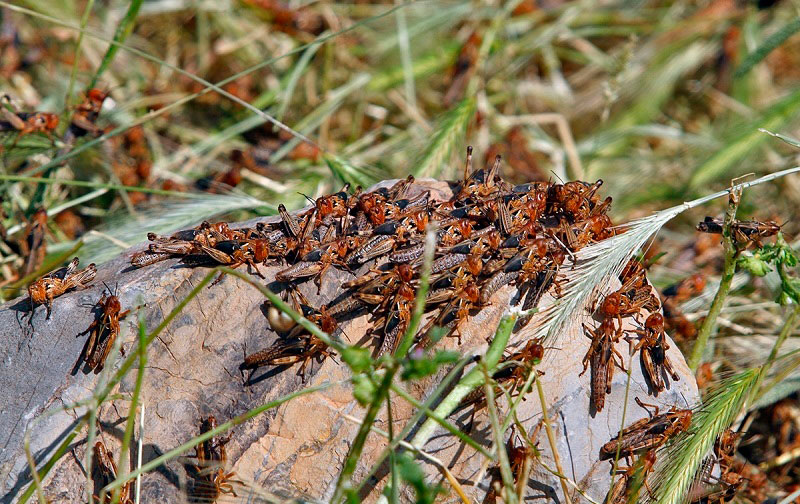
[735,18,800,78]
[741,233,800,304]
[383,453,445,504]
[737,253,772,277]
[352,374,378,407]
[401,350,459,381]
[341,346,374,374]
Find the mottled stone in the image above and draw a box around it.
[0,180,698,503]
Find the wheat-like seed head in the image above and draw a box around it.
[532,166,800,347]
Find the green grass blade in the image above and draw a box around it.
[367,42,458,93]
[483,362,518,504]
[413,97,475,178]
[688,87,800,189]
[90,0,143,88]
[409,313,516,450]
[325,155,380,191]
[352,355,475,494]
[277,40,323,121]
[66,0,95,106]
[735,17,800,78]
[111,318,147,504]
[2,0,409,184]
[650,368,762,504]
[760,128,800,149]
[103,381,335,494]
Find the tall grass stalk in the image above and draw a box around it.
[688,185,741,371]
[102,381,338,494]
[331,229,435,501]
[353,355,476,494]
[65,0,95,107]
[19,269,217,503]
[735,18,800,78]
[387,395,398,504]
[90,0,143,88]
[389,383,492,457]
[535,374,573,504]
[109,320,148,504]
[22,439,46,504]
[688,88,800,189]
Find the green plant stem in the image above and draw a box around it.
[103,382,334,493]
[110,320,148,504]
[766,302,800,373]
[352,356,474,495]
[2,0,408,181]
[608,353,635,501]
[387,395,398,504]
[331,229,435,502]
[0,175,204,198]
[409,313,516,450]
[333,370,395,501]
[90,0,143,88]
[23,439,46,504]
[535,374,573,504]
[66,0,95,107]
[688,186,741,371]
[759,349,800,402]
[19,270,217,504]
[389,383,492,457]
[753,298,800,403]
[483,363,517,504]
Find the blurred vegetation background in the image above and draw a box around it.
[3,0,800,500]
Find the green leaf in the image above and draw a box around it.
[737,253,771,277]
[782,276,800,305]
[341,346,374,374]
[401,350,459,381]
[352,374,377,407]
[396,453,444,504]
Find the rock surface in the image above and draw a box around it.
[0,180,698,503]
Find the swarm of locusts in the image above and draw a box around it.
[22,145,784,502]
[130,147,617,371]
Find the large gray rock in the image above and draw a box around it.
[0,180,698,503]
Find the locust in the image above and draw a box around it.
[81,287,131,373]
[600,398,692,460]
[27,257,96,319]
